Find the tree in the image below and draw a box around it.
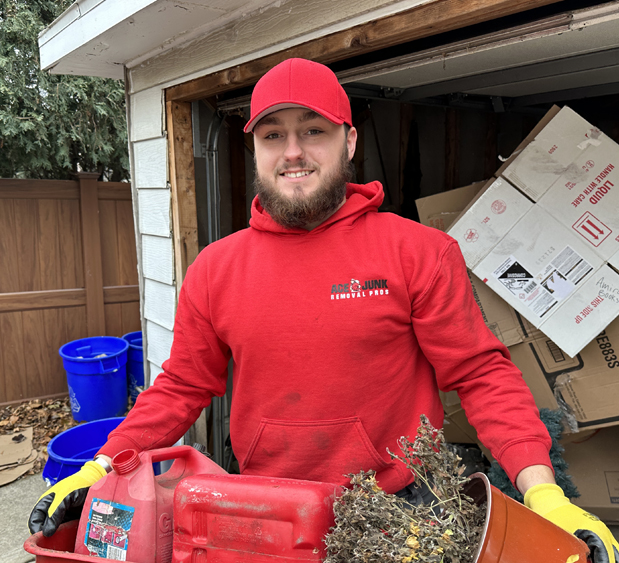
[0,0,129,180]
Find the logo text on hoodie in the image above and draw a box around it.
[330,279,389,300]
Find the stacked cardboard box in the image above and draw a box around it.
[416,106,619,521]
[562,426,619,523]
[416,181,619,441]
[447,106,619,359]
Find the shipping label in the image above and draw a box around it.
[492,246,592,318]
[83,498,135,561]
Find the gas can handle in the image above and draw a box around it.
[140,445,196,464]
[141,446,228,476]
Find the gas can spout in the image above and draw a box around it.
[112,449,140,475]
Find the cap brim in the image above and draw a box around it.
[244,102,345,133]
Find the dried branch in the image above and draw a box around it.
[324,415,486,563]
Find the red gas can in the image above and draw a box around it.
[74,446,227,563]
[172,474,339,563]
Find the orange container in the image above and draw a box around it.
[465,473,590,563]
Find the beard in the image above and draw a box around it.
[253,143,355,229]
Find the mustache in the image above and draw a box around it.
[276,161,317,174]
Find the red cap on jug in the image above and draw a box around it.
[112,449,140,474]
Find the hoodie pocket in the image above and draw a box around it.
[240,417,391,483]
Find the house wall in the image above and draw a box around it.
[128,86,172,385]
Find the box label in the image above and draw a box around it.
[492,246,593,319]
[573,212,612,247]
[83,498,134,561]
[494,257,557,317]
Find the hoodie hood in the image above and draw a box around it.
[249,181,385,234]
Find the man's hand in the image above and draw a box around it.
[28,460,107,537]
[525,483,619,563]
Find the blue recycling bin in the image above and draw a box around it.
[122,331,144,403]
[59,336,129,422]
[42,417,125,485]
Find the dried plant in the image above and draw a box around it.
[324,415,486,563]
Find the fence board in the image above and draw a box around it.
[0,289,86,313]
[0,200,19,293]
[58,199,84,289]
[38,200,63,291]
[98,183,132,201]
[15,200,41,292]
[100,199,120,287]
[63,306,88,349]
[0,178,141,405]
[121,302,141,334]
[44,307,67,395]
[105,301,142,339]
[22,309,49,398]
[0,312,27,402]
[117,201,138,286]
[105,303,123,338]
[0,179,79,199]
[104,285,139,304]
[79,174,106,336]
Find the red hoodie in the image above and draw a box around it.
[100,182,551,491]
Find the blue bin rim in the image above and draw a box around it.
[122,331,143,350]
[46,417,125,465]
[59,336,129,363]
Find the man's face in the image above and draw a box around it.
[252,108,357,229]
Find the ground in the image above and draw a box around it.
[0,398,78,475]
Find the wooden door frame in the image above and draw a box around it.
[165,0,563,282]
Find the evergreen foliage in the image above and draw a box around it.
[487,408,580,502]
[0,0,129,180]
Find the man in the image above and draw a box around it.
[30,58,618,562]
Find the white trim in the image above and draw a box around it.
[133,138,168,189]
[130,87,165,143]
[138,188,171,237]
[145,320,174,368]
[142,234,174,285]
[143,278,177,331]
[39,0,157,71]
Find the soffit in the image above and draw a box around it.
[38,0,272,79]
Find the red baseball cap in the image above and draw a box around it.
[244,58,352,133]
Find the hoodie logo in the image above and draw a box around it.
[331,278,389,300]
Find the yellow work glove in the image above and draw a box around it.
[525,483,619,563]
[28,461,107,537]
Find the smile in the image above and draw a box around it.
[281,171,313,178]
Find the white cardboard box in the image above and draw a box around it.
[448,177,533,269]
[473,206,603,325]
[448,106,619,357]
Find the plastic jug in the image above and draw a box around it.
[74,446,227,563]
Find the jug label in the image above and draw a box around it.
[83,498,135,561]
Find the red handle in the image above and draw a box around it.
[140,446,228,479]
[139,445,197,465]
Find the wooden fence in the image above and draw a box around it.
[0,174,141,405]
